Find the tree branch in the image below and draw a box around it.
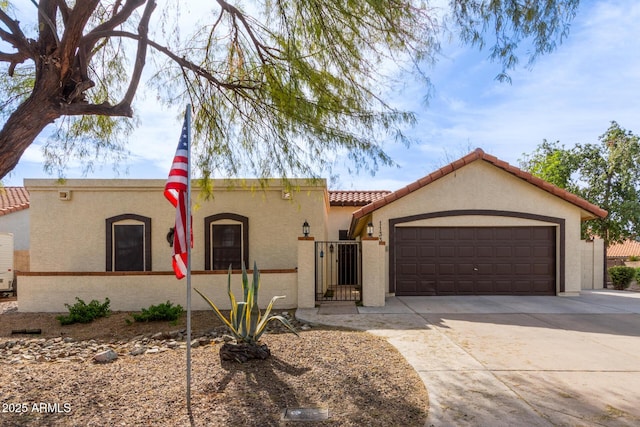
[84,30,259,91]
[118,0,155,108]
[58,100,133,117]
[0,9,34,54]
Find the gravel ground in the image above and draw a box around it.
[0,301,429,426]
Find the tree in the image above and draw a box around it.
[520,122,640,247]
[0,1,579,181]
[518,140,578,190]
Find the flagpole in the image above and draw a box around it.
[185,104,193,411]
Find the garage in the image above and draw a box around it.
[348,149,608,301]
[394,226,556,296]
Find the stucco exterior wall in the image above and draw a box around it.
[327,206,358,240]
[0,209,29,250]
[18,271,297,312]
[26,179,328,273]
[367,161,590,295]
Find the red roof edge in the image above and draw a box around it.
[351,148,608,221]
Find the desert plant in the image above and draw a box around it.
[608,266,636,290]
[194,262,298,361]
[57,297,111,325]
[129,301,183,324]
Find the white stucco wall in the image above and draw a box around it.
[26,179,328,272]
[0,209,29,250]
[327,206,358,240]
[18,271,297,312]
[363,161,593,295]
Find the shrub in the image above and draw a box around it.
[130,301,183,324]
[608,266,636,290]
[194,262,298,346]
[629,255,640,262]
[57,297,111,325]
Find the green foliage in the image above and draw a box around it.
[194,262,298,345]
[519,140,578,189]
[608,266,635,290]
[451,0,579,82]
[521,122,640,246]
[635,267,640,279]
[129,301,183,324]
[56,297,111,326]
[629,256,640,262]
[0,1,579,181]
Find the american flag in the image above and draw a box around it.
[164,112,191,279]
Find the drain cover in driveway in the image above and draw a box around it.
[282,407,329,421]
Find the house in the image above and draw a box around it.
[17,149,607,312]
[0,186,30,273]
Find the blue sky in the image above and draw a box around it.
[3,0,640,191]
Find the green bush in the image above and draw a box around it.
[629,255,640,262]
[130,301,183,323]
[57,297,111,325]
[608,266,636,290]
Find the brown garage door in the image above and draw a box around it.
[395,226,556,296]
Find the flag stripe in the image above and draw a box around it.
[164,111,191,279]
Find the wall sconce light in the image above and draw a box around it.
[367,222,374,237]
[329,243,334,253]
[166,227,175,247]
[302,220,310,237]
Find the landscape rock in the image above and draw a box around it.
[93,349,118,363]
[0,313,311,365]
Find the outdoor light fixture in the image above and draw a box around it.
[329,243,334,253]
[166,227,175,247]
[302,220,310,237]
[367,222,374,237]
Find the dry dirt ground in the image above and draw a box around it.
[0,301,429,426]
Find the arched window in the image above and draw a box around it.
[204,213,249,270]
[106,214,152,271]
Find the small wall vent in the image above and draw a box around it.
[58,190,71,201]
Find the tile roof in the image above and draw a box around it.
[607,240,640,258]
[329,190,391,206]
[0,187,30,216]
[352,148,608,221]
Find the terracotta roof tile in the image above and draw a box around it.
[352,148,607,221]
[608,240,640,258]
[0,187,29,216]
[329,190,391,206]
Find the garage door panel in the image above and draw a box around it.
[395,226,556,296]
[459,246,474,257]
[457,280,475,293]
[419,246,437,257]
[439,246,455,257]
[439,263,455,274]
[399,246,417,257]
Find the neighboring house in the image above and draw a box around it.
[0,186,30,272]
[607,240,640,259]
[18,149,607,312]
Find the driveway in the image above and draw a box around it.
[296,290,640,426]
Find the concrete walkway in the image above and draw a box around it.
[296,290,640,426]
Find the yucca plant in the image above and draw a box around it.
[194,262,298,348]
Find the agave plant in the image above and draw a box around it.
[194,262,298,345]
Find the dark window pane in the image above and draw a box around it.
[212,224,241,270]
[114,225,144,271]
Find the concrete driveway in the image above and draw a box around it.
[296,290,640,426]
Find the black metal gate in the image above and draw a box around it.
[315,241,362,302]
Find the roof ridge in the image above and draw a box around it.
[351,148,607,221]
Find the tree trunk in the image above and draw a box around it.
[219,342,271,363]
[0,93,59,179]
